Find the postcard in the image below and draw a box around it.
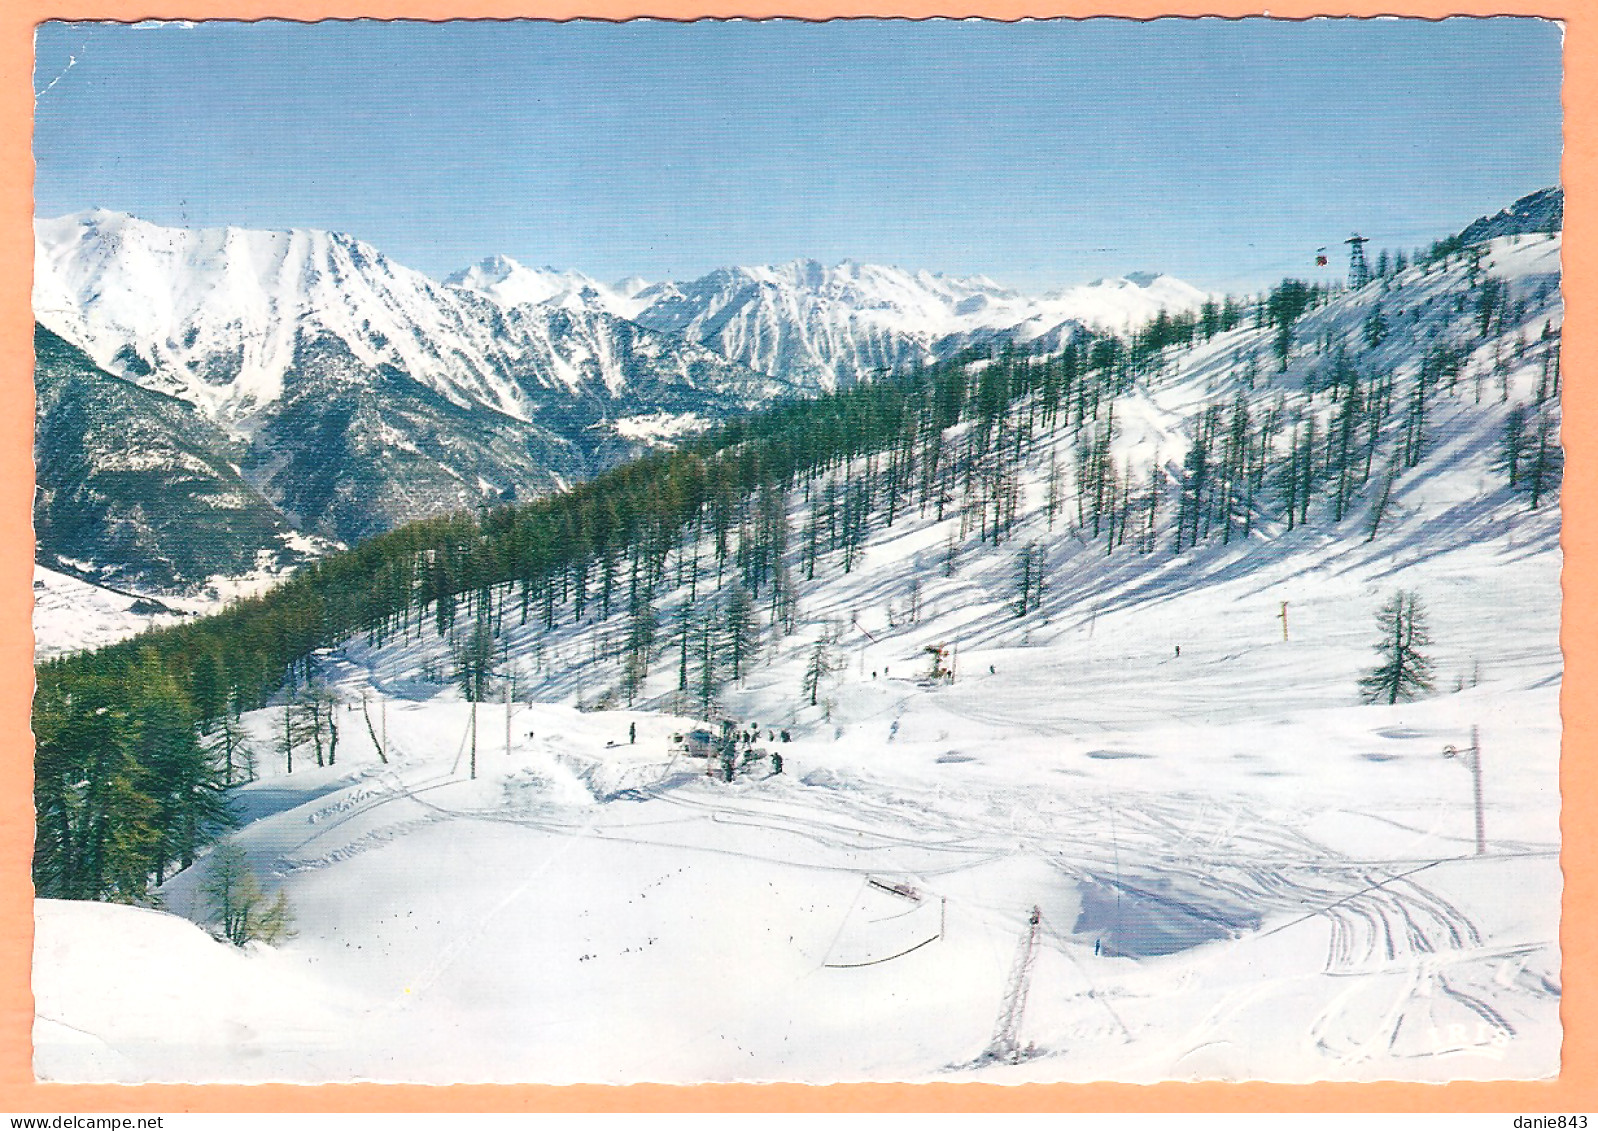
[25,15,1567,1089]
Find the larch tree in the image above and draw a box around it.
[204,840,294,947]
[803,640,834,707]
[1359,590,1436,705]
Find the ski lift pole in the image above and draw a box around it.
[1443,726,1485,855]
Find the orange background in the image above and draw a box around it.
[0,0,1589,1114]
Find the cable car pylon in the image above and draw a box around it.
[1346,233,1372,288]
[985,905,1042,1065]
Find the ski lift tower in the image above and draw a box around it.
[1346,233,1372,289]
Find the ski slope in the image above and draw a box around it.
[34,236,1563,1084]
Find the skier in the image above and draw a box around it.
[629,722,636,745]
[771,751,783,775]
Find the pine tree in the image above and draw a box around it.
[1359,591,1436,705]
[134,652,229,882]
[276,695,301,774]
[803,640,834,707]
[675,600,693,694]
[1363,304,1388,348]
[1365,459,1400,543]
[1526,408,1563,510]
[622,593,657,705]
[301,679,341,767]
[33,670,160,900]
[694,613,720,718]
[724,583,756,684]
[1496,404,1530,490]
[206,704,257,788]
[454,609,496,703]
[1013,542,1045,615]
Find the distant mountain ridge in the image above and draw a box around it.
[37,209,1212,416]
[450,252,1211,392]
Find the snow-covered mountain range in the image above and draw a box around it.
[34,209,782,426]
[37,210,1210,415]
[32,212,790,585]
[448,253,1210,392]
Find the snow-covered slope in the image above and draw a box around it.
[31,561,320,660]
[35,898,352,1081]
[32,566,188,658]
[35,234,1563,1084]
[1459,186,1562,245]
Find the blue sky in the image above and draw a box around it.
[33,18,1562,294]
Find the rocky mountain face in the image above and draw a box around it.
[1458,186,1563,245]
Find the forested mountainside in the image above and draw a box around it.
[33,325,316,587]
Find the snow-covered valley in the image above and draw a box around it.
[32,233,1564,1085]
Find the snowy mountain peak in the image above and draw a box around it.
[447,254,592,304]
[446,252,523,285]
[612,274,653,299]
[445,255,645,319]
